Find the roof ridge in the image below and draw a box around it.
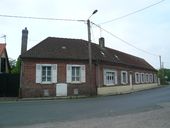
[47,37,86,42]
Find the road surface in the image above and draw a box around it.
[0,86,170,128]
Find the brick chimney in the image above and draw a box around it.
[99,37,105,48]
[21,27,28,54]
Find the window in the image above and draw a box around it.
[104,69,117,86]
[42,66,52,82]
[72,66,81,82]
[36,64,57,84]
[149,74,153,83]
[67,65,86,83]
[121,71,128,84]
[145,73,149,83]
[135,72,141,83]
[141,73,145,83]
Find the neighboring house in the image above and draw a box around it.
[0,43,10,73]
[20,36,158,97]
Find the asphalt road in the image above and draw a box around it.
[0,86,170,128]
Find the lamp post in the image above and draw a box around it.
[87,10,98,95]
[0,35,6,44]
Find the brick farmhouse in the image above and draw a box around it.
[20,35,158,97]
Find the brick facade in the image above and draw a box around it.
[20,59,97,97]
[20,59,157,98]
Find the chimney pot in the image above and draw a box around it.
[21,27,28,54]
[99,37,105,48]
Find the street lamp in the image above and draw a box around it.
[0,35,6,44]
[87,10,98,95]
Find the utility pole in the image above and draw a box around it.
[159,55,162,69]
[87,10,98,95]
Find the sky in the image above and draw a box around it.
[0,0,169,69]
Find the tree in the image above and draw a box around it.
[158,68,170,85]
[10,58,21,74]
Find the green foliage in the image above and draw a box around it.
[164,69,170,81]
[10,58,21,74]
[158,68,170,85]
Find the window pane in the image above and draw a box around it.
[41,66,52,82]
[76,67,80,76]
[47,76,51,81]
[71,66,81,82]
[106,71,115,85]
[72,77,75,81]
[72,67,76,77]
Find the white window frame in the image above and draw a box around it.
[104,69,117,86]
[135,72,141,84]
[36,64,57,84]
[141,73,145,83]
[71,65,81,83]
[121,71,128,84]
[66,64,86,84]
[145,73,149,83]
[41,64,52,84]
[149,73,153,83]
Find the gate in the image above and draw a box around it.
[0,73,20,97]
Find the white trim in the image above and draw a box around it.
[104,69,117,86]
[149,73,153,83]
[66,64,86,84]
[36,64,58,84]
[36,64,41,83]
[145,73,149,83]
[135,72,141,84]
[141,73,145,83]
[121,71,128,84]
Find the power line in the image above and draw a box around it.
[100,0,165,25]
[92,22,159,57]
[0,14,85,22]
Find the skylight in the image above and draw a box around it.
[100,51,105,56]
[61,46,67,50]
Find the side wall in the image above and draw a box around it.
[95,64,157,87]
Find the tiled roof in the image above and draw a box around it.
[20,37,156,71]
[0,43,6,56]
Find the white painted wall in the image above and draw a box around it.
[97,83,159,96]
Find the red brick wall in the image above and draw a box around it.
[20,59,96,97]
[20,59,157,97]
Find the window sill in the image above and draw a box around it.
[40,82,52,84]
[105,84,116,86]
[121,82,128,85]
[69,82,84,84]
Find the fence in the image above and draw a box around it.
[0,73,20,97]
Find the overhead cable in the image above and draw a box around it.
[92,22,159,57]
[100,0,165,24]
[0,14,85,22]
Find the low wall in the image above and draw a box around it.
[97,83,159,96]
